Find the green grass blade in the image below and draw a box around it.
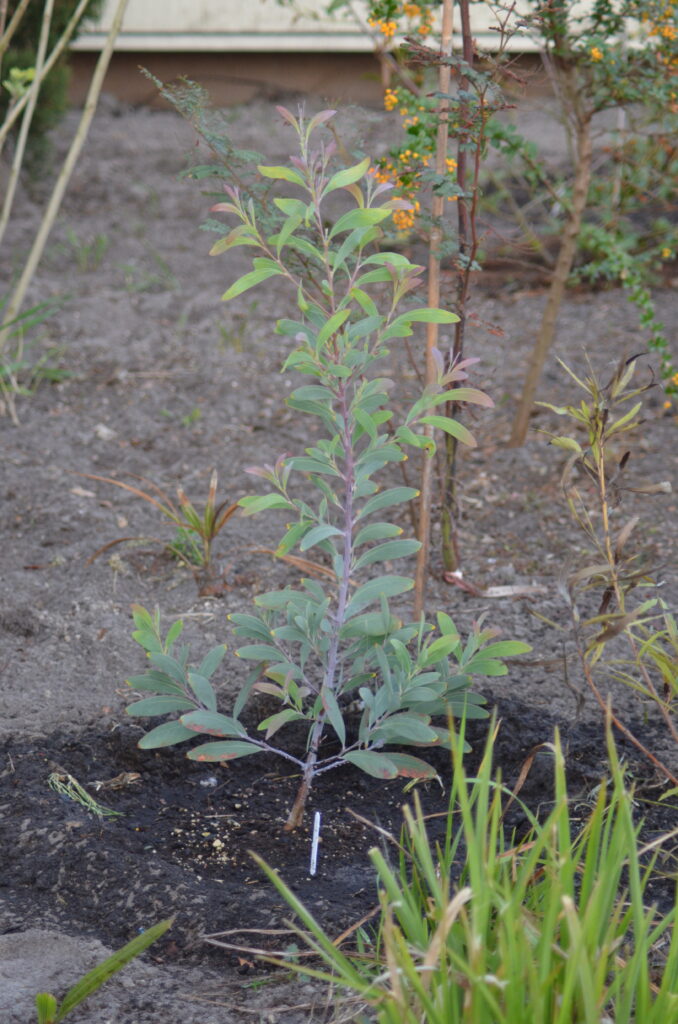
[55,918,173,1020]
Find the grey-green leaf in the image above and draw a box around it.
[358,487,419,519]
[126,696,195,717]
[345,576,413,618]
[187,740,261,761]
[126,672,184,695]
[181,710,247,738]
[343,750,398,778]
[353,538,420,570]
[138,721,197,749]
[187,672,218,711]
[198,644,227,680]
[300,524,342,551]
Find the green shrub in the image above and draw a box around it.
[1,0,104,163]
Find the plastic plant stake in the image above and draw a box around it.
[310,811,322,876]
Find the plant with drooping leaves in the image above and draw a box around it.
[125,107,530,830]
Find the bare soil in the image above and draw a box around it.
[1,90,677,1023]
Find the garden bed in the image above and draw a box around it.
[1,93,676,1023]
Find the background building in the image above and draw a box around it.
[70,0,539,106]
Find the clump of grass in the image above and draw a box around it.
[235,717,678,1023]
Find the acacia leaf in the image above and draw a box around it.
[187,740,261,761]
[138,721,197,748]
[181,710,247,737]
[126,696,195,717]
[343,750,398,778]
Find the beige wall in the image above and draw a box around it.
[73,0,536,53]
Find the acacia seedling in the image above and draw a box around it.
[125,107,530,829]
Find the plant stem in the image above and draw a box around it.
[0,0,131,361]
[413,0,453,618]
[509,63,593,447]
[0,0,54,252]
[285,313,356,830]
[0,0,29,61]
[577,639,678,788]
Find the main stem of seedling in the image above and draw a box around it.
[284,371,355,830]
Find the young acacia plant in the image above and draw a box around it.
[126,108,529,830]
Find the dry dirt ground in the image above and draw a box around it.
[1,85,677,1023]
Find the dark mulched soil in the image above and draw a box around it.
[3,696,676,968]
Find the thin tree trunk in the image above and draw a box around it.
[509,68,593,447]
[413,0,454,619]
[440,0,474,573]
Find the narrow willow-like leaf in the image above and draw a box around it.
[209,225,260,255]
[381,752,438,778]
[137,720,197,748]
[328,207,390,238]
[221,266,282,302]
[384,307,460,339]
[126,671,184,695]
[165,619,183,650]
[313,308,351,350]
[300,524,342,551]
[148,653,187,685]
[258,708,308,739]
[322,157,371,195]
[257,163,306,185]
[354,521,403,546]
[358,486,419,519]
[419,414,477,447]
[239,493,294,515]
[236,642,283,660]
[198,644,227,680]
[371,714,438,745]
[321,686,346,746]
